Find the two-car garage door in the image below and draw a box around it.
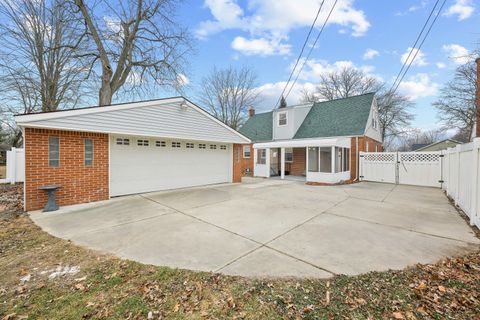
[110,135,232,196]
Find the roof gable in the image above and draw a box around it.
[239,112,273,142]
[294,93,375,139]
[15,97,250,144]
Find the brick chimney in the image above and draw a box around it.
[476,58,480,137]
[248,106,255,118]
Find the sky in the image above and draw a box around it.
[166,0,479,132]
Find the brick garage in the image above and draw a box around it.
[24,128,109,211]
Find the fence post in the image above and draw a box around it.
[9,147,17,184]
[455,145,461,205]
[470,138,480,226]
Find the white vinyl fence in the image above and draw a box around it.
[360,151,442,187]
[442,139,480,229]
[3,147,25,184]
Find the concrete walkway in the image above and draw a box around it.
[30,179,480,278]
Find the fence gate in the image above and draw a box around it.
[360,151,442,187]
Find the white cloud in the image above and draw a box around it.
[176,74,190,87]
[401,47,428,66]
[197,0,371,55]
[295,59,379,83]
[442,44,470,65]
[397,73,439,100]
[363,48,379,60]
[436,62,447,69]
[444,0,475,21]
[255,81,315,110]
[231,36,291,56]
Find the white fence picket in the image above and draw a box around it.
[4,147,25,184]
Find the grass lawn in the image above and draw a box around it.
[0,165,5,179]
[0,215,479,320]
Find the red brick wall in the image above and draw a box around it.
[24,128,109,211]
[239,144,254,176]
[232,144,243,183]
[289,148,306,176]
[350,136,383,181]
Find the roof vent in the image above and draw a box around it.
[180,100,188,111]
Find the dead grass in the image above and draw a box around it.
[0,215,479,320]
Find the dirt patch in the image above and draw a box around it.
[0,215,479,319]
[0,183,24,220]
[0,165,5,179]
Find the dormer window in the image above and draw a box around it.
[278,112,287,126]
[372,111,378,129]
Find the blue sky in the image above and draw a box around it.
[170,0,478,131]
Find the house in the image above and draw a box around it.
[238,93,383,184]
[412,139,461,152]
[15,97,251,211]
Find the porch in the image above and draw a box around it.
[253,138,353,184]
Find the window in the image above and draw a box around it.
[320,147,332,173]
[116,138,130,145]
[156,141,166,147]
[137,139,149,146]
[210,144,217,150]
[257,149,266,164]
[172,142,181,148]
[372,112,378,129]
[199,143,206,149]
[220,145,227,150]
[285,148,293,163]
[48,136,59,167]
[278,112,287,126]
[308,147,318,172]
[84,138,93,166]
[186,143,194,148]
[243,145,251,158]
[334,147,350,173]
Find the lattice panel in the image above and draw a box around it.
[400,153,440,163]
[363,153,396,162]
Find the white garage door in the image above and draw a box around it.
[110,136,233,196]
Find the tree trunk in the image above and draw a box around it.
[99,66,113,106]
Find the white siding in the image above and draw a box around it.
[110,135,232,196]
[18,100,248,144]
[364,99,382,143]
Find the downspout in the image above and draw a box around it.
[354,136,359,181]
[21,126,26,212]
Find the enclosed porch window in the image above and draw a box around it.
[335,147,350,172]
[257,149,266,164]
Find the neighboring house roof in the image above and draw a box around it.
[411,143,429,151]
[0,144,11,151]
[294,92,375,139]
[414,139,461,152]
[239,112,273,142]
[15,97,250,144]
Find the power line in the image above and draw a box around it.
[284,0,339,100]
[390,0,447,94]
[273,0,326,109]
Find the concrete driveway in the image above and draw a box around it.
[30,179,480,278]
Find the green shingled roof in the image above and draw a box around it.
[294,93,375,139]
[239,111,272,142]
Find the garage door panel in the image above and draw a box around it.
[110,136,232,196]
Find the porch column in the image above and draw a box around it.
[331,146,335,173]
[280,147,285,179]
[305,147,309,181]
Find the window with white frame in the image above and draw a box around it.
[257,149,266,164]
[116,138,130,145]
[334,147,350,173]
[172,142,181,148]
[285,148,293,162]
[372,111,378,129]
[243,145,251,158]
[220,145,227,150]
[278,112,287,126]
[308,147,318,172]
[319,147,332,173]
[186,143,194,148]
[210,144,217,150]
[48,136,60,167]
[156,141,166,147]
[137,139,149,146]
[199,143,206,149]
[84,138,93,166]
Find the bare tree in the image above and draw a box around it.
[74,0,192,106]
[434,53,478,140]
[394,129,444,151]
[301,66,380,101]
[199,66,260,130]
[302,66,414,145]
[0,0,87,113]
